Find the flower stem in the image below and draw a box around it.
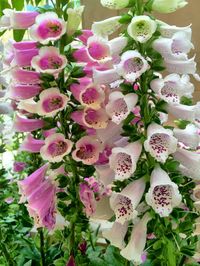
[38,228,46,266]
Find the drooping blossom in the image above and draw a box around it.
[91,16,121,37]
[150,74,194,104]
[20,134,45,153]
[29,12,67,44]
[40,133,73,163]
[13,162,26,172]
[109,141,142,181]
[159,22,192,40]
[31,46,67,74]
[127,15,157,43]
[152,0,188,13]
[145,165,182,217]
[11,68,41,84]
[13,114,45,132]
[144,123,178,163]
[100,0,129,9]
[0,9,38,31]
[72,136,102,165]
[93,68,121,85]
[18,88,69,117]
[71,108,109,129]
[79,183,96,217]
[116,50,149,83]
[120,213,151,264]
[67,6,84,35]
[173,124,200,149]
[9,83,41,100]
[106,91,138,124]
[110,178,146,224]
[102,221,128,249]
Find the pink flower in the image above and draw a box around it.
[79,183,96,216]
[0,9,38,31]
[40,133,73,163]
[20,134,45,153]
[72,136,102,165]
[31,46,67,74]
[71,108,109,129]
[13,114,45,132]
[66,255,76,266]
[29,12,66,44]
[9,84,41,100]
[13,161,26,172]
[78,30,93,45]
[11,68,41,84]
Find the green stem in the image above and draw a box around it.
[135,0,143,15]
[38,228,46,266]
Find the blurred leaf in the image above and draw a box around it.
[13,30,26,42]
[11,0,24,10]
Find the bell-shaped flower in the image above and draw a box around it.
[31,46,67,74]
[116,50,149,83]
[150,74,194,104]
[29,12,66,44]
[95,164,115,186]
[106,91,138,124]
[9,83,41,100]
[144,123,178,163]
[100,0,129,9]
[13,114,45,132]
[72,136,102,165]
[120,213,151,264]
[127,15,157,43]
[102,221,128,249]
[146,165,182,217]
[71,108,109,129]
[20,134,45,153]
[178,164,200,181]
[92,16,121,37]
[174,124,200,149]
[93,68,120,85]
[159,22,192,40]
[13,162,26,172]
[173,148,200,180]
[67,6,84,35]
[79,183,96,217]
[153,32,194,61]
[11,67,41,84]
[109,141,142,181]
[152,0,188,13]
[70,80,105,109]
[40,133,73,163]
[166,102,195,121]
[110,178,146,224]
[0,9,38,31]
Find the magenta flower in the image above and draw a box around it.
[9,83,41,100]
[40,133,73,163]
[31,46,67,74]
[13,161,26,172]
[13,114,45,132]
[79,183,96,216]
[29,12,67,44]
[72,136,102,165]
[11,68,41,84]
[20,134,45,153]
[66,255,76,266]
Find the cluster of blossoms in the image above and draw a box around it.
[1,0,200,265]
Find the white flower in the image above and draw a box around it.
[164,56,197,75]
[166,103,195,121]
[120,213,151,264]
[102,221,128,249]
[173,148,200,180]
[152,0,188,13]
[92,16,122,37]
[109,141,142,181]
[144,123,178,163]
[127,15,157,43]
[116,50,149,83]
[106,91,138,124]
[174,124,200,149]
[110,178,146,224]
[93,68,120,84]
[100,0,129,10]
[67,6,84,35]
[150,74,194,104]
[146,165,182,217]
[158,22,192,40]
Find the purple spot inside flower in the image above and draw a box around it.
[88,41,110,60]
[81,87,99,105]
[39,55,63,70]
[48,141,68,157]
[42,95,64,113]
[124,57,144,73]
[37,19,62,39]
[76,144,95,160]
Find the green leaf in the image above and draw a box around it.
[11,0,24,10]
[0,0,11,16]
[119,14,132,24]
[165,239,177,266]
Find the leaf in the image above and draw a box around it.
[13,30,26,42]
[11,0,24,10]
[165,239,177,266]
[119,14,132,24]
[0,0,11,16]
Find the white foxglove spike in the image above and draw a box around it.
[106,91,138,125]
[127,15,157,43]
[146,165,182,217]
[174,124,200,149]
[150,74,194,104]
[110,178,146,224]
[102,221,128,249]
[120,212,151,263]
[144,123,178,163]
[109,141,142,181]
[173,148,200,180]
